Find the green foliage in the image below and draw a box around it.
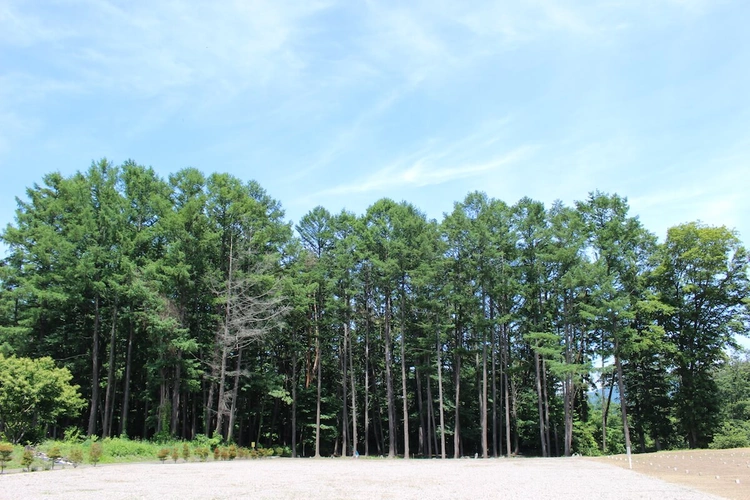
[21,449,34,471]
[709,421,750,449]
[68,447,83,468]
[89,442,102,466]
[0,354,85,443]
[195,446,210,461]
[0,443,12,473]
[572,420,600,456]
[47,445,62,469]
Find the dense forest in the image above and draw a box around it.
[1,159,748,457]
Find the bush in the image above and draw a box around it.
[0,443,13,473]
[47,445,62,469]
[182,443,191,462]
[710,421,750,449]
[102,437,153,458]
[68,447,83,468]
[21,449,34,471]
[228,444,237,460]
[89,442,102,466]
[157,448,169,463]
[195,446,209,462]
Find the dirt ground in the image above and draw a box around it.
[0,456,727,500]
[593,448,750,500]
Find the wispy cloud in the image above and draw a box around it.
[318,147,532,197]
[311,117,532,198]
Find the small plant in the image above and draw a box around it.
[274,446,284,457]
[228,444,237,460]
[171,447,179,463]
[63,426,84,444]
[213,447,220,461]
[157,448,169,463]
[47,445,62,469]
[0,443,13,474]
[182,443,190,462]
[237,447,248,459]
[69,447,83,468]
[220,447,229,461]
[21,449,34,472]
[89,442,102,466]
[195,446,209,461]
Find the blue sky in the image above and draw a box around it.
[1,0,749,250]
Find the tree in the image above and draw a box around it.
[654,222,749,448]
[0,354,85,443]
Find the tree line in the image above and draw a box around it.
[0,159,748,456]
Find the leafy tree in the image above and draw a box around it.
[0,354,85,443]
[0,443,12,473]
[654,223,749,448]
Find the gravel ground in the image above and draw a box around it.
[0,457,725,500]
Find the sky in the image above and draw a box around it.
[1,0,749,251]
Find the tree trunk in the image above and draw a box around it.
[615,348,633,469]
[481,324,488,458]
[348,311,358,456]
[171,351,182,436]
[214,344,229,438]
[453,345,461,459]
[88,294,101,436]
[400,323,409,459]
[314,308,322,457]
[384,292,396,458]
[534,350,547,457]
[503,323,512,456]
[227,347,242,442]
[292,331,298,457]
[103,300,118,437]
[120,313,135,436]
[436,327,446,459]
[415,366,425,457]
[341,320,349,457]
[364,320,370,457]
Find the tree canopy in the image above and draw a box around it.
[1,161,748,455]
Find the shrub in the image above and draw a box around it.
[213,447,220,461]
[171,447,179,463]
[68,447,83,468]
[157,448,170,463]
[274,446,284,457]
[195,446,209,462]
[47,445,62,469]
[89,442,102,466]
[21,449,34,471]
[710,421,750,449]
[220,447,229,461]
[228,444,237,460]
[63,427,84,444]
[102,437,153,458]
[0,443,13,473]
[182,443,191,462]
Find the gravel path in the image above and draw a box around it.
[0,457,725,500]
